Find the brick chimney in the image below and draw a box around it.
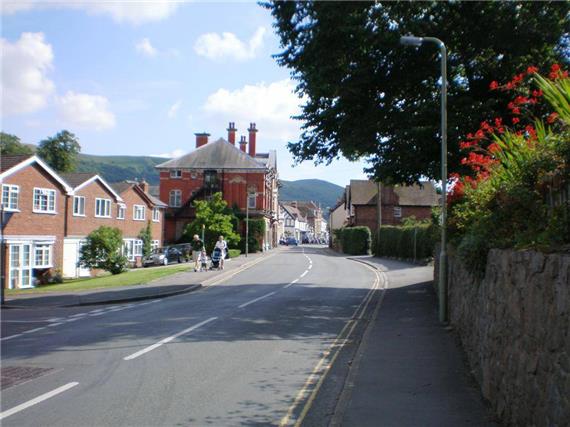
[195,132,210,148]
[138,179,149,194]
[239,135,247,153]
[227,122,237,145]
[248,122,258,157]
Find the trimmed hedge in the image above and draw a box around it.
[339,226,372,255]
[228,249,241,258]
[374,224,437,260]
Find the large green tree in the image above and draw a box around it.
[182,192,240,251]
[0,132,34,156]
[79,226,129,275]
[264,1,569,183]
[37,130,81,173]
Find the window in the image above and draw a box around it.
[2,184,19,210]
[73,196,85,216]
[117,203,126,220]
[134,240,143,256]
[151,240,160,250]
[34,244,52,268]
[169,190,181,207]
[133,205,145,221]
[95,198,111,218]
[170,169,182,179]
[248,193,256,209]
[152,207,160,222]
[123,239,143,261]
[33,188,56,213]
[393,206,402,218]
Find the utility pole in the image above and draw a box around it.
[376,181,382,253]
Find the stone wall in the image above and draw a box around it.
[445,248,570,426]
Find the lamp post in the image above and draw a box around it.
[400,35,448,323]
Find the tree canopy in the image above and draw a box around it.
[264,1,569,183]
[0,132,33,156]
[79,226,129,275]
[37,130,81,173]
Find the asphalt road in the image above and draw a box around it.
[1,246,377,426]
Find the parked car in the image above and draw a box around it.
[286,237,299,246]
[143,247,182,267]
[171,243,192,262]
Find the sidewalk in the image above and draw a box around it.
[4,250,276,308]
[334,256,497,427]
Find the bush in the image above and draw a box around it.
[338,226,371,255]
[375,223,437,260]
[79,226,129,275]
[238,235,260,253]
[228,249,241,258]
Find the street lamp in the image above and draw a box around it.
[400,35,448,323]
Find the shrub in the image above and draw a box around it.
[339,226,371,255]
[228,249,241,258]
[79,226,129,275]
[375,223,437,260]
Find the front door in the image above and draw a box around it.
[8,243,33,289]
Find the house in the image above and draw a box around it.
[345,180,439,231]
[282,200,325,241]
[1,155,72,288]
[156,122,279,249]
[329,199,349,234]
[280,202,308,241]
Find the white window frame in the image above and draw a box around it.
[133,204,146,221]
[2,184,19,211]
[393,206,402,218]
[152,207,160,222]
[95,198,111,218]
[73,196,85,216]
[170,169,182,179]
[123,239,143,261]
[117,203,126,220]
[248,193,256,209]
[34,244,52,268]
[169,190,181,207]
[33,188,56,214]
[151,240,160,250]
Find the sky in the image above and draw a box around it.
[1,0,368,186]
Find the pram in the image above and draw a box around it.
[210,247,222,270]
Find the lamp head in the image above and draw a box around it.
[400,36,423,47]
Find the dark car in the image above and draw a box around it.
[143,247,182,267]
[286,237,299,246]
[171,243,192,262]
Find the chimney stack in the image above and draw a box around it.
[227,122,237,145]
[139,179,149,194]
[239,135,247,153]
[248,122,258,157]
[195,132,210,148]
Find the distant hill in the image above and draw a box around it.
[280,179,344,214]
[77,153,165,184]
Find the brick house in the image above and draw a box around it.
[1,155,72,288]
[156,122,279,249]
[345,180,439,231]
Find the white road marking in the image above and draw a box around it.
[308,264,312,270]
[123,317,218,361]
[70,313,87,318]
[300,271,308,278]
[238,292,277,309]
[89,312,105,317]
[0,334,22,341]
[47,322,63,327]
[65,318,80,323]
[22,327,46,334]
[47,318,64,322]
[0,382,79,421]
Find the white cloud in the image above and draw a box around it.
[1,1,181,25]
[56,91,116,130]
[194,27,266,61]
[1,32,55,115]
[152,148,186,158]
[203,79,302,141]
[167,100,182,118]
[135,38,157,57]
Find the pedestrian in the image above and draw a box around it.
[191,234,204,272]
[215,235,228,269]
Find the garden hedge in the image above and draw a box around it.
[339,226,372,255]
[373,224,437,260]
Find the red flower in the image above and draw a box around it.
[489,81,499,90]
[514,96,529,105]
[488,143,500,154]
[512,107,521,115]
[475,130,485,139]
[527,66,538,74]
[551,64,561,72]
[494,117,503,127]
[512,117,520,124]
[547,112,559,123]
[532,89,543,97]
[507,102,515,110]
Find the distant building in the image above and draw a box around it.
[156,123,279,249]
[280,202,307,241]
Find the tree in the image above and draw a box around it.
[138,221,153,258]
[264,1,569,183]
[182,192,240,251]
[37,130,81,173]
[79,226,129,275]
[0,132,33,156]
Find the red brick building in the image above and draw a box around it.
[156,122,279,249]
[1,155,167,288]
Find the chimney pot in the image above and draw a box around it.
[239,135,247,152]
[195,132,210,148]
[227,122,237,145]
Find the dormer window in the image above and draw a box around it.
[170,169,182,179]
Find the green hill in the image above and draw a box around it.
[279,179,344,213]
[77,153,165,184]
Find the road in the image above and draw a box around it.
[1,246,378,426]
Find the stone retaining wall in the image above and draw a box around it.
[445,248,569,426]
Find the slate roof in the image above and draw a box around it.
[110,181,167,207]
[60,172,97,188]
[0,155,32,173]
[349,180,439,207]
[280,203,307,222]
[156,138,273,170]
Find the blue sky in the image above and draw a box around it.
[1,1,367,185]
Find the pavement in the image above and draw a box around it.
[313,256,497,427]
[3,249,276,308]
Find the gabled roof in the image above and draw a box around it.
[0,155,73,194]
[156,138,267,170]
[60,172,123,202]
[349,180,439,207]
[280,202,307,222]
[110,181,167,208]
